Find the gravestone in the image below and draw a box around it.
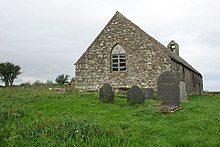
[127,86,145,104]
[179,82,187,102]
[142,88,153,99]
[157,71,180,112]
[99,83,114,103]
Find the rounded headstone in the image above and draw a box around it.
[127,86,145,104]
[157,71,180,107]
[99,83,114,103]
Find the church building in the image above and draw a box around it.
[74,11,203,94]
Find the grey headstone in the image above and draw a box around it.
[142,88,153,99]
[157,71,180,110]
[99,83,114,103]
[127,86,145,104]
[179,82,187,102]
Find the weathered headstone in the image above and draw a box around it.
[127,86,145,104]
[99,83,114,103]
[157,71,180,112]
[179,82,187,102]
[142,88,153,99]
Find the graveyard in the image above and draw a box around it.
[1,86,220,146]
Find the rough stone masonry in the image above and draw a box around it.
[74,11,203,95]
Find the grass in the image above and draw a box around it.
[0,87,220,146]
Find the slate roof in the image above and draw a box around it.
[168,50,201,76]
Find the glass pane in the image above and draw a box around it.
[112,59,118,63]
[120,67,126,71]
[113,68,118,71]
[119,54,126,58]
[112,55,118,58]
[120,59,126,62]
[120,63,126,66]
[112,64,118,67]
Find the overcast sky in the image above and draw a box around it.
[0,0,219,91]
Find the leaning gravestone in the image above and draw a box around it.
[127,86,145,104]
[99,83,114,103]
[179,82,187,102]
[142,88,153,99]
[157,71,180,112]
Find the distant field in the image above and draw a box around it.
[1,87,220,146]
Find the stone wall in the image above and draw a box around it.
[75,12,172,91]
[75,12,203,94]
[170,59,203,94]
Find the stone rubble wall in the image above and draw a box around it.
[75,12,203,94]
[171,59,203,94]
[75,12,171,91]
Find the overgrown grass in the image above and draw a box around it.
[0,87,220,146]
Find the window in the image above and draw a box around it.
[111,44,126,71]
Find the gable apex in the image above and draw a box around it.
[115,11,122,16]
[114,11,126,18]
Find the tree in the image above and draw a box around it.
[55,74,70,84]
[0,62,22,86]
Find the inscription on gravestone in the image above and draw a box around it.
[99,83,114,103]
[157,71,180,111]
[127,86,145,104]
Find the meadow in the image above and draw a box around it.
[0,86,220,146]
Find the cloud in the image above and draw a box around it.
[0,0,220,90]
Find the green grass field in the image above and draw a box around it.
[0,87,220,146]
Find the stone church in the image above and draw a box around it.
[74,11,203,94]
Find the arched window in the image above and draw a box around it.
[111,44,126,71]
